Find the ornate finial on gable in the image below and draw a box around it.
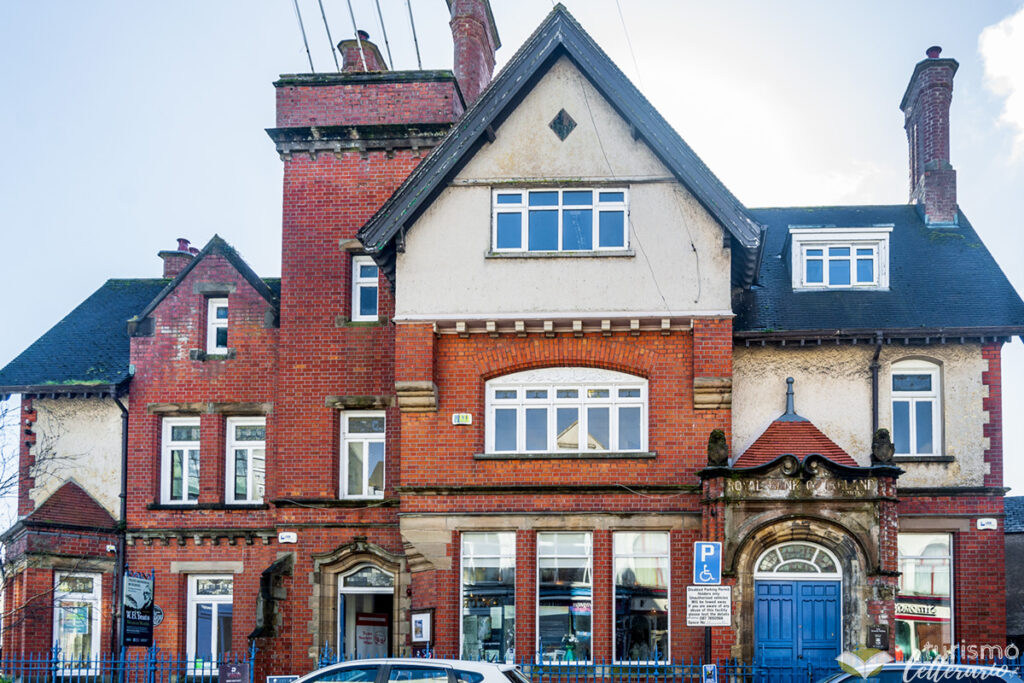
[777,377,808,422]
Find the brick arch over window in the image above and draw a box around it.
[474,337,662,382]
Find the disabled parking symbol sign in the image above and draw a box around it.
[693,541,722,585]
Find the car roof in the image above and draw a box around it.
[309,660,516,672]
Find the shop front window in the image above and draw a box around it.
[461,532,516,662]
[614,532,669,663]
[538,532,591,662]
[896,533,952,660]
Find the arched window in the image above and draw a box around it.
[891,359,942,457]
[485,368,647,454]
[754,542,842,579]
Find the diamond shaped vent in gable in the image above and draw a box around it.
[549,109,577,141]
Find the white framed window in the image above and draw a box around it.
[187,575,233,666]
[891,359,942,457]
[537,532,592,663]
[789,226,891,290]
[613,531,669,663]
[352,255,379,321]
[225,417,266,504]
[53,572,101,667]
[486,368,646,454]
[341,412,385,498]
[161,417,200,504]
[461,532,516,662]
[492,189,628,253]
[206,298,229,354]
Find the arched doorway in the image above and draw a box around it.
[337,564,395,659]
[753,542,842,670]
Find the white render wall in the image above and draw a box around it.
[732,344,989,487]
[395,56,732,319]
[29,398,122,519]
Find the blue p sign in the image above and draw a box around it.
[694,541,722,585]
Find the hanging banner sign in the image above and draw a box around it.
[123,568,155,647]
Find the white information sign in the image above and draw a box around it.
[686,586,731,627]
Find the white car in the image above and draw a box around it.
[290,659,531,683]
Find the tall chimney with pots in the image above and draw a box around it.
[158,238,195,278]
[338,30,388,72]
[448,0,500,107]
[900,46,959,226]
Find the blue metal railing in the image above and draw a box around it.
[0,645,256,683]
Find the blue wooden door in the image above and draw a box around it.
[755,580,840,678]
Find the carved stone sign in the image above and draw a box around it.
[725,477,878,499]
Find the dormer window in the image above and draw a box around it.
[492,189,628,253]
[789,226,892,291]
[206,298,229,354]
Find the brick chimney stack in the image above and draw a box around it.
[448,0,501,106]
[158,238,195,279]
[338,31,388,72]
[900,45,959,226]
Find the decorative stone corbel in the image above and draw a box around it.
[395,381,438,412]
[693,377,732,409]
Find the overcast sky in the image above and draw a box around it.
[1,1,1023,495]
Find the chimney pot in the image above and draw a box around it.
[177,238,191,252]
[926,45,942,59]
[189,247,200,256]
[339,32,388,72]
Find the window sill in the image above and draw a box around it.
[892,455,954,464]
[189,348,237,361]
[485,249,635,259]
[475,450,656,460]
[334,315,388,327]
[148,502,270,511]
[792,286,889,293]
[271,497,399,508]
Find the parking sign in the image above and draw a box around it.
[693,541,722,585]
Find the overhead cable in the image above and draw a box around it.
[345,0,368,71]
[291,0,316,72]
[317,0,341,71]
[405,0,423,69]
[374,0,394,69]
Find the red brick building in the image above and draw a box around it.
[2,2,1023,677]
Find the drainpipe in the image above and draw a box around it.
[870,332,883,434]
[112,396,129,654]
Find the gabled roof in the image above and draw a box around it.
[132,235,278,324]
[1007,496,1024,533]
[24,481,116,530]
[0,278,167,395]
[735,205,1024,339]
[358,4,763,287]
[734,420,858,468]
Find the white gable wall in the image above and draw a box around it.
[395,56,732,319]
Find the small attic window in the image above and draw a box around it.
[206,298,229,354]
[788,226,892,291]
